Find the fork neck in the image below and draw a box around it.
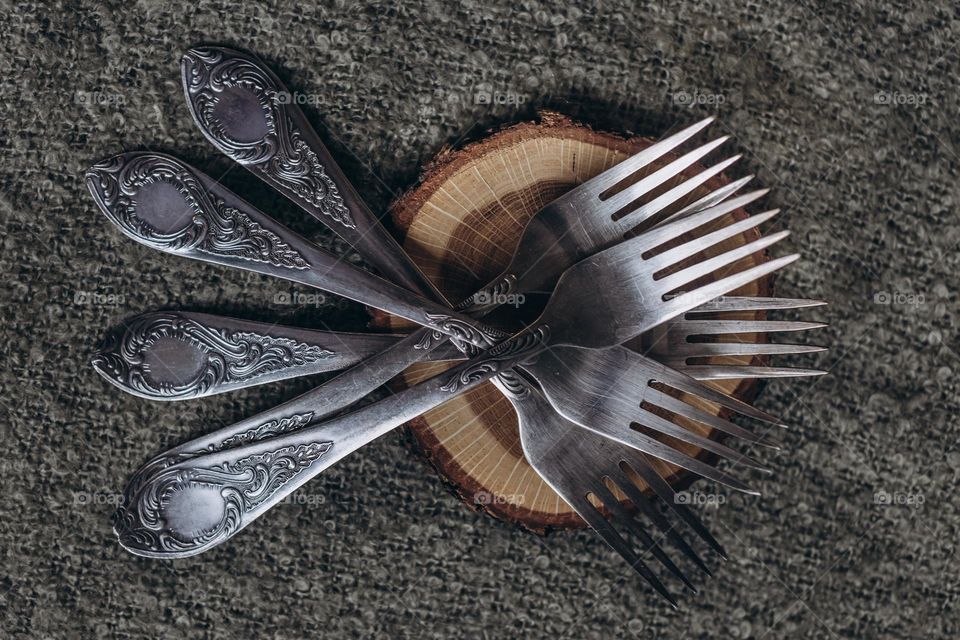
[433,323,553,395]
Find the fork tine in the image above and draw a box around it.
[645,389,780,449]
[597,425,758,493]
[590,482,698,593]
[654,187,768,234]
[609,155,742,226]
[687,296,828,313]
[629,192,770,256]
[670,342,828,358]
[630,410,772,472]
[618,180,769,244]
[678,319,828,335]
[606,466,713,576]
[624,455,728,559]
[671,176,758,219]
[649,210,782,280]
[574,496,679,606]
[685,365,828,380]
[601,136,730,213]
[661,253,800,322]
[642,357,783,424]
[582,117,715,196]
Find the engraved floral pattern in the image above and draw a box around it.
[114,438,331,557]
[181,47,355,229]
[218,413,316,449]
[414,312,506,352]
[92,312,335,400]
[439,327,550,393]
[85,154,311,269]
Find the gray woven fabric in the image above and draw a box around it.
[1,1,957,638]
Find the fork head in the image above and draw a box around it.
[642,296,829,379]
[515,385,730,606]
[529,345,778,494]
[488,118,759,297]
[538,201,798,349]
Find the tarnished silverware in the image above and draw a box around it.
[113,199,796,559]
[92,133,782,601]
[91,310,460,400]
[95,46,829,601]
[517,386,730,605]
[93,297,826,400]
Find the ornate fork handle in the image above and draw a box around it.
[180,46,438,297]
[116,325,550,558]
[92,311,463,400]
[86,152,505,351]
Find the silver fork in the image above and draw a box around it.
[94,144,773,599]
[92,297,825,400]
[516,384,730,606]
[644,296,828,379]
[90,310,462,400]
[530,345,783,481]
[112,198,796,560]
[112,47,809,598]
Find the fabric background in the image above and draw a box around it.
[1,1,957,638]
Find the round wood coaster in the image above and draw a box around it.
[379,111,772,532]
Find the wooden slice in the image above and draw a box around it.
[380,111,773,532]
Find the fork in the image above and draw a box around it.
[112,196,796,559]
[110,48,808,598]
[516,384,731,606]
[95,138,777,597]
[92,298,825,400]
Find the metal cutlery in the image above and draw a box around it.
[93,45,828,603]
[112,195,796,559]
[517,385,732,605]
[92,298,825,400]
[90,310,461,400]
[91,129,786,599]
[641,296,828,379]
